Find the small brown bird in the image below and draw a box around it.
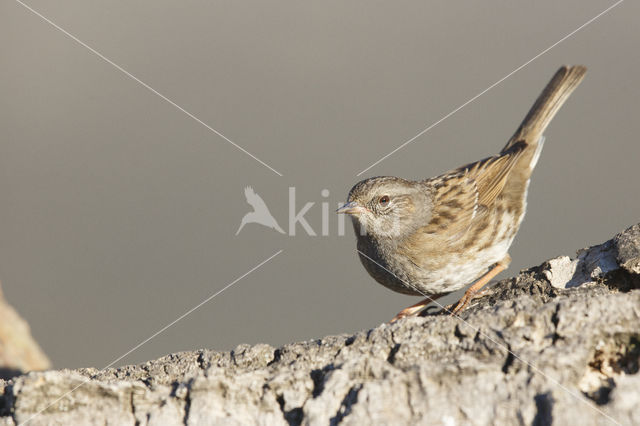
[338,66,587,322]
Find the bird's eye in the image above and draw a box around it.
[378,195,390,206]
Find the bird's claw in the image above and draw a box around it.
[448,289,480,316]
[448,299,468,316]
[390,305,426,323]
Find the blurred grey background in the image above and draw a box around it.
[1,0,638,369]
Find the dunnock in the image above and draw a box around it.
[338,66,587,321]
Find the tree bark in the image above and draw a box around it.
[2,224,639,426]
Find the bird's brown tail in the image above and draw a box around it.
[501,65,587,154]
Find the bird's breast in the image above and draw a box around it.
[356,236,424,296]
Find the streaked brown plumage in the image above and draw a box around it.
[338,66,587,321]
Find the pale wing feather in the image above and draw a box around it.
[467,144,525,206]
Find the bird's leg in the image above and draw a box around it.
[390,294,446,323]
[449,254,511,315]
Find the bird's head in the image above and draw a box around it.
[337,176,432,240]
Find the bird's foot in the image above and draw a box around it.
[447,292,474,316]
[390,294,445,323]
[390,304,426,323]
[447,259,509,316]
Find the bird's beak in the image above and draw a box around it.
[336,201,366,215]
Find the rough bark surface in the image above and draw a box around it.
[1,224,639,426]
